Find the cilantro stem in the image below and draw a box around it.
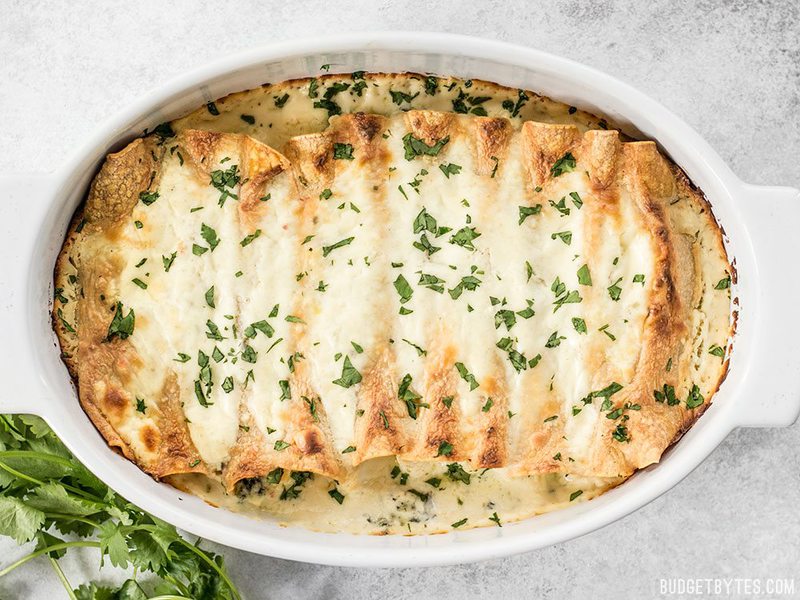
[163,574,192,597]
[0,459,45,486]
[47,555,77,600]
[44,513,103,530]
[0,541,101,578]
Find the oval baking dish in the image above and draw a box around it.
[0,32,798,567]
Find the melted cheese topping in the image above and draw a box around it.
[54,73,733,534]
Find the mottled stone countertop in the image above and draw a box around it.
[1,0,798,598]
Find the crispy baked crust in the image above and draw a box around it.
[54,101,732,500]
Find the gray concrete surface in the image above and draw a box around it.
[1,0,798,598]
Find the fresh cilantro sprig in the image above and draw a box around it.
[0,414,241,599]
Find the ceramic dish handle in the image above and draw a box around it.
[734,184,800,428]
[0,173,55,415]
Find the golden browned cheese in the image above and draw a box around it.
[53,73,732,534]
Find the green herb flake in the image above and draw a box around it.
[449,226,481,251]
[278,379,291,401]
[205,319,224,341]
[328,487,345,505]
[200,223,220,251]
[551,152,577,177]
[599,324,616,341]
[709,344,725,358]
[545,331,565,348]
[608,277,623,301]
[333,143,355,160]
[209,164,240,206]
[393,274,413,306]
[105,302,135,341]
[402,133,450,160]
[204,285,215,308]
[518,204,542,225]
[390,89,419,106]
[577,264,592,286]
[686,384,705,409]
[139,191,159,206]
[551,231,572,245]
[437,441,454,457]
[439,162,462,178]
[454,362,479,390]
[332,355,362,388]
[240,229,261,247]
[398,374,427,419]
[322,236,354,257]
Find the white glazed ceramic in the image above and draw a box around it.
[1,32,798,568]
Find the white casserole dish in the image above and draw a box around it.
[0,32,798,568]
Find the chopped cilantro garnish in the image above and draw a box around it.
[402,133,450,160]
[686,384,705,409]
[332,143,354,160]
[139,191,159,206]
[398,374,427,419]
[209,164,240,206]
[200,223,220,251]
[550,152,576,177]
[437,441,454,457]
[518,204,542,225]
[332,355,362,388]
[545,331,565,348]
[551,231,572,245]
[204,285,215,308]
[322,236,354,257]
[608,277,623,301]
[454,362,479,390]
[393,274,413,305]
[105,302,135,341]
[240,230,261,247]
[577,264,592,286]
[439,162,462,178]
[449,226,481,250]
